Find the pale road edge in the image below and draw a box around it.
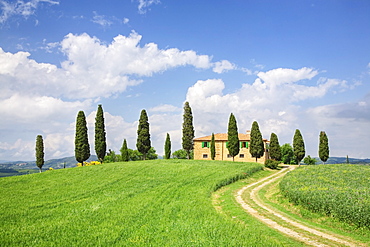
[235,166,363,247]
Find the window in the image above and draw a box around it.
[240,142,248,148]
[203,154,208,158]
[239,154,245,158]
[202,142,209,148]
[227,154,232,158]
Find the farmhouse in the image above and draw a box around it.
[193,131,269,163]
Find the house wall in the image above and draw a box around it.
[193,140,269,164]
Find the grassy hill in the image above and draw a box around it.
[0,160,300,246]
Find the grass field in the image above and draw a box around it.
[280,164,370,229]
[0,159,302,246]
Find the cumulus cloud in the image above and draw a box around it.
[0,0,59,24]
[186,67,351,148]
[212,60,236,73]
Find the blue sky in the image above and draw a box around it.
[0,0,369,161]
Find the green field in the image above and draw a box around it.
[280,164,370,228]
[0,160,301,246]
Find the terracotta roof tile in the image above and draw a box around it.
[194,133,251,141]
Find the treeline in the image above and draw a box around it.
[35,102,196,171]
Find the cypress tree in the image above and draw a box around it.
[210,133,216,160]
[120,139,129,162]
[95,104,106,163]
[318,131,329,164]
[249,121,264,162]
[346,155,350,164]
[75,110,90,165]
[35,135,44,173]
[182,102,195,159]
[227,113,239,161]
[293,129,305,166]
[136,109,151,160]
[164,133,171,159]
[269,133,281,161]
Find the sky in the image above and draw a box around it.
[0,0,369,161]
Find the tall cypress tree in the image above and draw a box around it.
[249,121,264,162]
[319,131,329,164]
[95,104,106,163]
[227,113,239,161]
[35,135,44,173]
[164,133,171,159]
[293,129,305,166]
[269,133,281,161]
[136,109,151,160]
[182,102,195,159]
[75,110,90,165]
[210,133,216,160]
[120,139,129,162]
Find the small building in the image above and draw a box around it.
[193,131,269,163]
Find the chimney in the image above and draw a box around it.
[246,130,251,135]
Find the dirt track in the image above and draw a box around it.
[235,166,365,247]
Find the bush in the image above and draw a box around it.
[264,159,280,169]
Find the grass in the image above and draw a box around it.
[0,159,299,246]
[280,164,370,228]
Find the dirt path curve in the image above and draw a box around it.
[235,166,363,247]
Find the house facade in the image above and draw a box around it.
[193,131,269,164]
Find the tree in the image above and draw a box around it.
[281,143,295,164]
[318,131,329,164]
[95,104,107,163]
[182,102,195,159]
[75,111,90,165]
[293,129,305,166]
[120,139,129,162]
[172,149,193,159]
[164,133,171,159]
[304,155,317,165]
[35,135,44,173]
[250,121,265,162]
[269,133,281,161]
[346,155,350,164]
[210,133,216,160]
[104,149,117,163]
[227,113,239,161]
[136,109,151,160]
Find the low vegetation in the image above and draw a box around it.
[280,164,370,228]
[0,159,303,246]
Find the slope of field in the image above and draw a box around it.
[0,160,301,246]
[280,164,370,228]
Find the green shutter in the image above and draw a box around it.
[202,142,204,148]
[246,142,249,148]
[226,142,228,148]
[239,142,242,148]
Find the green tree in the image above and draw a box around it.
[319,131,329,164]
[104,149,117,163]
[281,143,295,165]
[227,113,239,161]
[128,149,141,161]
[293,129,305,166]
[269,133,281,161]
[164,133,171,159]
[95,104,107,163]
[136,109,151,160]
[120,139,129,162]
[75,111,90,165]
[173,149,193,159]
[144,147,158,160]
[35,135,44,173]
[182,102,195,159]
[250,121,265,162]
[210,133,216,160]
[346,155,350,164]
[303,155,317,165]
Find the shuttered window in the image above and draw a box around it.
[202,142,209,148]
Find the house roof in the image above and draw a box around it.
[194,133,268,142]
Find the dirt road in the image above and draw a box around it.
[235,166,365,247]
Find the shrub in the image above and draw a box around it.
[264,159,280,169]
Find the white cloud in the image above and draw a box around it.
[149,104,181,112]
[0,0,59,24]
[212,60,236,73]
[91,11,113,27]
[137,0,160,14]
[123,17,129,24]
[186,67,352,151]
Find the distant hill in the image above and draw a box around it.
[0,155,98,171]
[314,157,370,165]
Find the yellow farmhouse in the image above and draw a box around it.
[193,131,269,163]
